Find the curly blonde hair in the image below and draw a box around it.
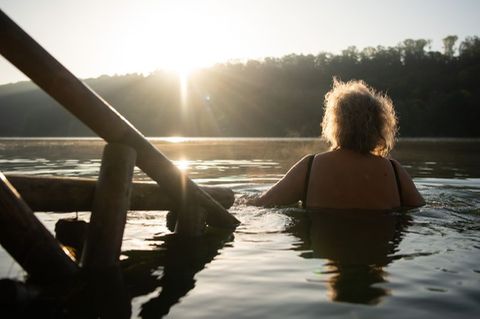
[321,79,397,157]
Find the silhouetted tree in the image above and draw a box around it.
[443,35,458,57]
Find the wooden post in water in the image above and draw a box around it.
[81,144,136,269]
[0,172,78,282]
[174,197,207,236]
[0,10,239,229]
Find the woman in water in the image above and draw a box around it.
[248,79,424,210]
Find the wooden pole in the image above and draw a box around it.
[0,10,239,229]
[5,174,235,211]
[81,144,136,269]
[174,200,207,236]
[0,172,78,282]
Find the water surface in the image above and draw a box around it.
[0,138,479,318]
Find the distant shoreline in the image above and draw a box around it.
[1,137,480,142]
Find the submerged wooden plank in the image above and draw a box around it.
[0,10,239,228]
[5,174,235,212]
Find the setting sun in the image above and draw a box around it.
[111,2,234,77]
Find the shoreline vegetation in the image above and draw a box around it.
[1,36,479,138]
[1,137,480,142]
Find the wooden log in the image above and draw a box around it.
[0,10,239,229]
[174,200,207,237]
[0,172,78,282]
[81,144,136,269]
[5,174,235,211]
[132,180,235,210]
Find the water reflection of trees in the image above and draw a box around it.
[288,210,411,305]
[121,229,234,318]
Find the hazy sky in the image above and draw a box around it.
[1,0,479,84]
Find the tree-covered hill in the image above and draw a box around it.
[1,36,479,137]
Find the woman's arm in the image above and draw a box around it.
[248,155,313,207]
[391,159,425,208]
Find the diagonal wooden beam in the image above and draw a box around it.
[0,172,79,282]
[0,10,239,228]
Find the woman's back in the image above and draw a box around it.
[306,149,400,210]
[246,79,424,210]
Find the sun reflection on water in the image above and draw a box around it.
[164,136,189,143]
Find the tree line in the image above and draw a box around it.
[0,35,479,137]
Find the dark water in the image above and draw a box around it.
[0,138,479,318]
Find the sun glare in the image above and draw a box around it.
[114,3,229,78]
[110,4,235,117]
[179,69,189,115]
[175,159,190,171]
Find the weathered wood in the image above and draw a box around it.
[0,10,239,229]
[5,174,235,211]
[81,144,136,269]
[174,201,207,236]
[0,172,78,282]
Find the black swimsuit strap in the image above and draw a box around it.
[389,159,403,207]
[302,154,315,209]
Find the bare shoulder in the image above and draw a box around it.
[248,153,315,207]
[287,153,318,173]
[389,158,426,208]
[309,150,338,164]
[314,151,335,159]
[389,158,412,177]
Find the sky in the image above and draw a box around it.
[0,0,479,85]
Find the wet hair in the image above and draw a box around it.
[321,79,397,157]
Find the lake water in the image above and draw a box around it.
[0,138,479,318]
